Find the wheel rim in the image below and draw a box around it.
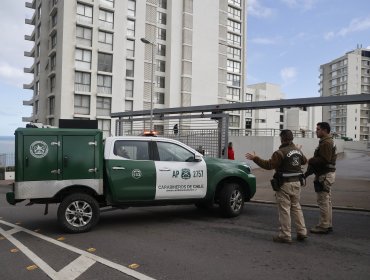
[230,189,243,212]
[65,200,93,228]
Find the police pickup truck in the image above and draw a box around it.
[6,128,256,233]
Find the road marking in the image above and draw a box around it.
[56,255,95,280]
[0,220,157,280]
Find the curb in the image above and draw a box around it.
[250,199,370,213]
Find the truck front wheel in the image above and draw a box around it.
[57,193,100,233]
[219,183,244,217]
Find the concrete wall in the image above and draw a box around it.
[344,141,370,151]
[230,136,344,169]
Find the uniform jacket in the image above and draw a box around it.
[228,147,235,160]
[308,135,336,175]
[253,143,307,172]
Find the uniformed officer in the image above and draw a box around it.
[305,122,336,234]
[245,129,307,243]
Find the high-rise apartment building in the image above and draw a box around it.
[23,0,246,137]
[320,47,370,141]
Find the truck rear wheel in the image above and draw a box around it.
[219,183,244,217]
[57,193,100,233]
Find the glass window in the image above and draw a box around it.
[50,76,56,92]
[158,0,167,9]
[227,33,241,46]
[126,80,134,97]
[157,142,194,162]
[75,71,91,92]
[157,60,165,72]
[98,31,113,50]
[98,52,113,72]
[77,3,93,24]
[156,76,165,88]
[51,12,57,27]
[125,100,133,111]
[228,0,241,7]
[227,87,240,100]
[96,97,111,116]
[75,48,91,70]
[154,92,165,104]
[35,81,40,95]
[228,6,241,20]
[100,0,114,8]
[126,59,134,77]
[74,94,90,115]
[76,26,92,47]
[227,19,241,33]
[113,140,150,160]
[97,74,112,94]
[157,43,166,56]
[50,54,56,70]
[127,19,135,37]
[157,28,166,40]
[229,115,240,127]
[99,9,114,29]
[227,46,241,60]
[227,60,241,73]
[48,96,55,115]
[51,33,57,48]
[157,11,167,25]
[128,0,136,17]
[126,39,135,57]
[98,119,111,138]
[227,73,240,87]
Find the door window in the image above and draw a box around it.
[157,142,193,162]
[113,140,149,160]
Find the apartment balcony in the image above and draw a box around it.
[24,66,34,74]
[22,116,33,122]
[25,29,36,41]
[23,81,34,90]
[25,0,36,9]
[23,99,34,106]
[25,12,36,26]
[24,45,35,57]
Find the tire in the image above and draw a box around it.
[219,183,244,217]
[57,193,100,233]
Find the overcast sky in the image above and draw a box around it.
[0,0,369,135]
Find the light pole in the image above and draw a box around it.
[140,37,155,132]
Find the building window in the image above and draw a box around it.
[157,11,167,25]
[128,0,136,17]
[126,79,134,97]
[227,60,241,73]
[126,39,135,57]
[245,118,252,129]
[227,73,240,87]
[229,115,240,127]
[98,119,111,138]
[227,19,241,33]
[227,87,240,100]
[50,76,56,92]
[36,43,40,57]
[37,24,41,39]
[98,31,113,50]
[228,0,241,7]
[35,81,40,95]
[157,43,166,56]
[157,28,166,40]
[48,118,55,126]
[156,76,165,88]
[76,26,92,47]
[100,0,114,8]
[127,19,135,37]
[255,119,266,123]
[154,92,165,104]
[48,96,55,115]
[126,59,134,77]
[97,74,112,94]
[75,71,91,92]
[227,33,241,46]
[51,12,57,27]
[98,52,113,72]
[34,100,39,115]
[96,97,111,116]
[157,60,165,72]
[75,48,92,70]
[51,33,57,48]
[227,46,241,60]
[245,93,252,102]
[38,5,42,19]
[125,100,133,111]
[77,3,93,24]
[36,62,40,76]
[50,54,56,71]
[228,6,241,20]
[99,9,114,29]
[74,95,90,115]
[158,0,167,9]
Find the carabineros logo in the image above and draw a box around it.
[181,168,191,180]
[30,141,49,158]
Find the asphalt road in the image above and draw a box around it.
[1,194,370,280]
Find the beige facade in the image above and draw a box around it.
[320,48,370,141]
[23,0,246,137]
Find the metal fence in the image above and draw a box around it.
[0,153,15,167]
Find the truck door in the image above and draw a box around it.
[23,135,59,181]
[106,140,156,201]
[62,136,97,180]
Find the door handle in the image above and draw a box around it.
[25,156,29,167]
[51,169,61,174]
[159,168,171,171]
[112,166,125,170]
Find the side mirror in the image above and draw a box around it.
[194,154,203,162]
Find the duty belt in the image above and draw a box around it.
[281,172,303,182]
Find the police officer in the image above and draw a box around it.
[245,129,307,243]
[305,122,336,234]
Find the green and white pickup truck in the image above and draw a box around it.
[7,128,256,233]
